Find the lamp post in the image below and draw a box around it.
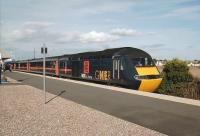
[41,44,47,104]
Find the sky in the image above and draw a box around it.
[0,0,200,60]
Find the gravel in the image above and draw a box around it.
[0,79,166,136]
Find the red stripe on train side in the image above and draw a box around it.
[55,60,59,76]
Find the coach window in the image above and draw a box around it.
[52,61,56,68]
[62,61,65,68]
[64,61,67,68]
[114,60,118,70]
[120,59,124,70]
[145,58,148,66]
[59,61,63,68]
[67,61,72,68]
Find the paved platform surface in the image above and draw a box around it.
[0,81,165,136]
[4,71,200,136]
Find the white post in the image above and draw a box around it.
[43,44,46,104]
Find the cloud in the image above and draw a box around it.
[140,44,165,49]
[57,28,148,43]
[78,0,134,14]
[48,0,134,14]
[79,31,119,43]
[57,32,82,43]
[3,21,150,45]
[164,5,200,18]
[110,28,142,36]
[5,29,37,41]
[5,28,120,44]
[3,21,57,43]
[57,31,119,43]
[110,28,156,36]
[23,21,54,29]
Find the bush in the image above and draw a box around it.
[156,59,200,99]
[163,59,193,83]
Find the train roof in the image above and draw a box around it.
[61,47,151,59]
[14,47,152,62]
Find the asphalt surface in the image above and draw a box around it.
[4,71,200,136]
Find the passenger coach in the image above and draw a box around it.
[12,47,162,92]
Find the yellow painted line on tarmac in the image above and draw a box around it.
[13,71,200,107]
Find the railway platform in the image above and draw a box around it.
[0,77,164,136]
[3,71,200,136]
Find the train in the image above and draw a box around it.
[11,47,162,92]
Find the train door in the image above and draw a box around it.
[112,56,120,80]
[72,60,80,77]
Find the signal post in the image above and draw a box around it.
[41,44,47,104]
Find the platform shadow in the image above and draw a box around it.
[17,77,33,82]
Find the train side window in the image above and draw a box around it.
[65,61,67,68]
[145,58,148,66]
[120,60,124,70]
[62,61,65,68]
[59,61,64,68]
[114,60,118,70]
[68,61,70,68]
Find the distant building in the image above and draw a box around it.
[0,48,11,65]
[154,59,167,66]
[187,60,200,67]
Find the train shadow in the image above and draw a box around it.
[45,90,66,104]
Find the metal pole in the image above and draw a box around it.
[0,65,1,84]
[0,53,1,84]
[43,45,46,104]
[34,48,35,59]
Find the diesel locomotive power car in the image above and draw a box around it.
[12,47,162,92]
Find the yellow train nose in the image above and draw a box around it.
[138,78,162,92]
[135,67,162,92]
